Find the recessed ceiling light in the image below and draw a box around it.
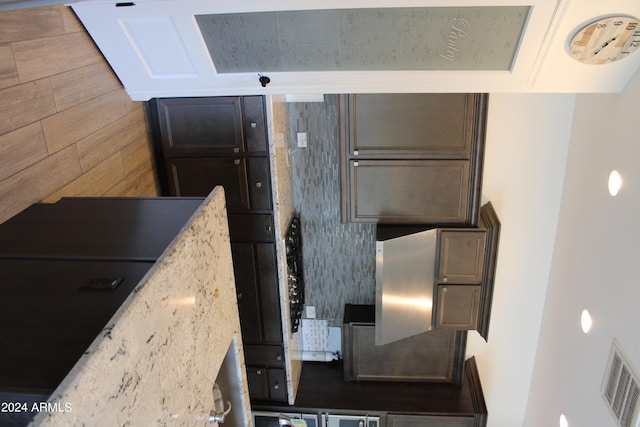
[581,308,593,334]
[608,170,622,197]
[559,412,569,427]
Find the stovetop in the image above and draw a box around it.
[285,216,304,333]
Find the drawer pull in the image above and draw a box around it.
[256,181,262,188]
[265,225,272,232]
[276,355,282,361]
[353,161,359,167]
[273,382,279,390]
[233,147,240,153]
[234,159,240,165]
[256,369,262,375]
[250,122,257,128]
[442,277,448,283]
[353,150,359,156]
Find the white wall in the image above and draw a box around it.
[522,69,640,427]
[465,93,575,426]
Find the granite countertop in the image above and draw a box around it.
[265,95,303,405]
[29,187,251,426]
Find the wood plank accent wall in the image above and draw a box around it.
[0,5,159,224]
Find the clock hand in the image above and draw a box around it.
[592,37,618,56]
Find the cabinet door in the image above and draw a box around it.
[348,93,474,159]
[246,366,270,400]
[387,414,474,427]
[247,157,273,210]
[246,367,287,402]
[267,368,287,402]
[156,97,244,156]
[349,159,470,224]
[437,230,486,284]
[435,285,480,330]
[0,259,153,392]
[231,243,282,345]
[242,96,268,153]
[346,325,461,383]
[167,157,249,208]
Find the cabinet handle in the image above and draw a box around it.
[250,122,257,128]
[255,181,262,188]
[276,355,282,361]
[273,382,279,390]
[442,286,448,293]
[256,369,262,375]
[234,159,240,165]
[442,277,448,283]
[237,292,243,300]
[353,161,359,167]
[353,150,359,156]
[265,225,272,233]
[233,147,240,153]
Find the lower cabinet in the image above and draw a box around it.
[434,285,481,330]
[342,304,466,385]
[231,243,282,345]
[246,367,287,402]
[148,96,288,403]
[387,414,475,427]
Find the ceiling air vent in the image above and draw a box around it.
[603,340,640,427]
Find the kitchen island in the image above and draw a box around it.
[15,188,252,426]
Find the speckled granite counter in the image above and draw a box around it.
[29,188,252,426]
[265,95,303,405]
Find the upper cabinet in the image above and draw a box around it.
[70,0,640,100]
[339,93,487,225]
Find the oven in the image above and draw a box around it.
[321,413,380,427]
[253,411,319,427]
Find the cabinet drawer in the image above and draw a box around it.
[242,96,267,152]
[155,97,244,156]
[228,214,275,242]
[244,344,284,366]
[387,414,474,427]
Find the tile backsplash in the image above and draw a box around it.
[288,95,376,326]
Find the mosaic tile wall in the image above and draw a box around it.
[287,95,376,326]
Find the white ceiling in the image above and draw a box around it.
[467,64,640,427]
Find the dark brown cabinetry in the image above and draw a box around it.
[387,414,475,427]
[148,96,287,402]
[339,93,487,225]
[0,198,203,395]
[256,357,487,427]
[342,304,466,385]
[433,203,501,339]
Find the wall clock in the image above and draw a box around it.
[569,15,640,64]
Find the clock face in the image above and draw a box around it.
[569,16,640,64]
